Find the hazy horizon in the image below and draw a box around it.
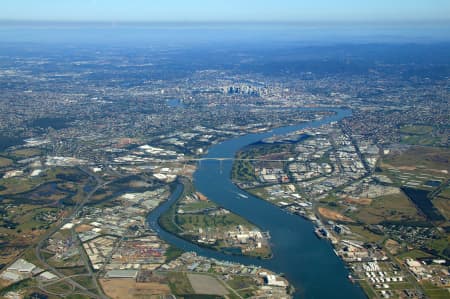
[2,1,449,45]
[1,0,450,24]
[0,22,449,46]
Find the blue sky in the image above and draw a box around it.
[1,0,450,23]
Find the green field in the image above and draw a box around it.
[401,135,440,146]
[65,294,92,299]
[433,196,450,220]
[168,272,194,295]
[165,245,184,262]
[357,280,377,299]
[176,211,252,231]
[246,187,270,199]
[0,157,13,167]
[381,146,450,174]
[421,281,450,299]
[350,193,424,224]
[437,188,450,200]
[347,225,385,243]
[58,266,89,277]
[159,203,183,234]
[227,276,257,297]
[71,275,98,291]
[0,278,36,296]
[398,125,445,146]
[43,281,73,295]
[396,249,435,260]
[180,200,217,213]
[9,148,42,159]
[232,158,256,182]
[399,125,433,135]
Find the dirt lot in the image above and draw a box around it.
[187,273,229,296]
[318,207,354,222]
[385,239,402,255]
[195,192,208,201]
[345,197,372,205]
[100,278,171,299]
[75,224,94,233]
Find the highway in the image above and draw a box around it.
[34,166,109,299]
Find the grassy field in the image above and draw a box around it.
[90,187,114,203]
[187,273,229,296]
[401,135,440,146]
[44,281,73,295]
[176,211,253,231]
[246,187,270,199]
[357,280,377,299]
[65,294,92,299]
[0,215,58,268]
[347,225,385,243]
[58,266,89,277]
[350,193,424,224]
[433,197,450,220]
[21,247,49,269]
[180,201,217,213]
[398,125,445,146]
[227,276,257,297]
[381,146,450,175]
[0,177,47,195]
[0,157,13,167]
[399,125,433,135]
[100,278,170,299]
[437,186,450,199]
[396,249,435,260]
[0,278,36,296]
[426,236,450,259]
[14,206,59,231]
[421,280,450,299]
[0,204,62,258]
[168,272,194,295]
[13,183,70,204]
[9,148,42,158]
[159,203,182,234]
[165,245,184,262]
[162,181,251,233]
[71,275,97,291]
[232,159,256,182]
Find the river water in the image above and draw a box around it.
[148,108,367,299]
